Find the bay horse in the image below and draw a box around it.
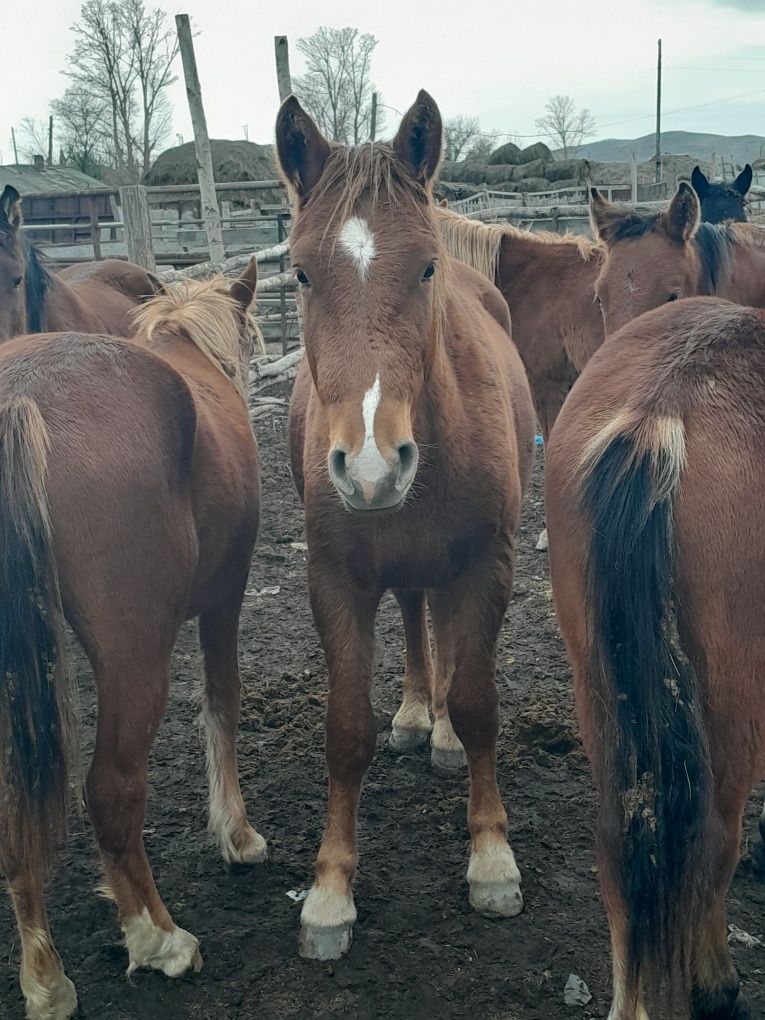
[434,205,604,550]
[0,184,162,342]
[546,295,765,1018]
[691,164,752,224]
[590,182,765,336]
[276,91,534,960]
[0,262,263,1019]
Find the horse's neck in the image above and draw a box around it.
[721,242,765,307]
[499,233,604,370]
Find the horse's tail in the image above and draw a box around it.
[0,397,73,872]
[580,410,712,1008]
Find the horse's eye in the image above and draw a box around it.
[422,262,436,282]
[295,269,310,287]
[667,291,680,303]
[12,277,22,290]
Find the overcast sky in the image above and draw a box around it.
[3,0,765,164]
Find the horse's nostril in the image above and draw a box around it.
[397,441,418,479]
[330,448,348,480]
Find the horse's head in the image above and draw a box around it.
[276,90,445,514]
[590,183,701,335]
[0,186,26,340]
[691,164,751,224]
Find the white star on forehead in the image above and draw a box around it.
[339,216,377,278]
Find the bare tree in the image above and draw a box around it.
[294,27,383,144]
[64,0,177,177]
[51,87,109,176]
[124,0,178,172]
[535,95,596,158]
[465,132,500,162]
[443,116,481,162]
[18,117,50,162]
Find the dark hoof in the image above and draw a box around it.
[693,984,757,1019]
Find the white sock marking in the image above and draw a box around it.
[339,217,376,278]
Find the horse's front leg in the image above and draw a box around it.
[299,562,381,961]
[429,550,523,918]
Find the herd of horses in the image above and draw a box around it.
[0,92,763,1020]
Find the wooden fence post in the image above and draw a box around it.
[119,185,156,271]
[175,14,226,266]
[86,196,103,261]
[274,36,293,101]
[630,150,638,204]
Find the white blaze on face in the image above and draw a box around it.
[339,216,376,279]
[355,373,387,499]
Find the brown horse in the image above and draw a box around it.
[434,205,604,442]
[591,182,765,335]
[0,262,263,1019]
[434,206,604,550]
[546,296,765,1018]
[277,91,534,960]
[0,184,161,342]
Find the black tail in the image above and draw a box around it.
[583,420,712,1008]
[0,397,72,871]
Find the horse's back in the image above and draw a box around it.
[0,332,199,630]
[55,259,160,336]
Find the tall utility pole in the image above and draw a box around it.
[11,127,18,165]
[48,116,54,166]
[655,38,662,184]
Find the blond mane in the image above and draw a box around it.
[729,221,765,250]
[133,277,262,399]
[433,206,602,283]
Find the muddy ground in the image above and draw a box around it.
[2,418,765,1020]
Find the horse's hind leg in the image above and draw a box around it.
[86,651,202,979]
[389,589,433,752]
[3,857,77,1020]
[199,589,267,866]
[429,606,466,772]
[429,553,523,919]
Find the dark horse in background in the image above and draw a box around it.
[691,164,752,224]
[0,184,161,341]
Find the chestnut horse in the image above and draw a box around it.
[546,296,765,1018]
[591,182,765,335]
[434,206,604,550]
[0,262,263,1019]
[434,205,604,442]
[691,164,752,224]
[277,91,534,960]
[0,184,161,342]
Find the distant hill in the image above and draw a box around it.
[576,131,765,165]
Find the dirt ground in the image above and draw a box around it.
[2,419,765,1020]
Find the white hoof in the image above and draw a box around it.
[390,723,431,752]
[431,744,467,771]
[467,842,523,917]
[535,527,549,552]
[469,878,524,917]
[124,910,202,978]
[298,884,356,961]
[21,971,78,1020]
[220,823,268,866]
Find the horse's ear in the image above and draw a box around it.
[589,187,621,246]
[392,90,442,186]
[275,96,331,206]
[0,185,22,227]
[230,257,258,310]
[691,166,709,199]
[662,182,700,243]
[734,163,753,196]
[438,197,449,208]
